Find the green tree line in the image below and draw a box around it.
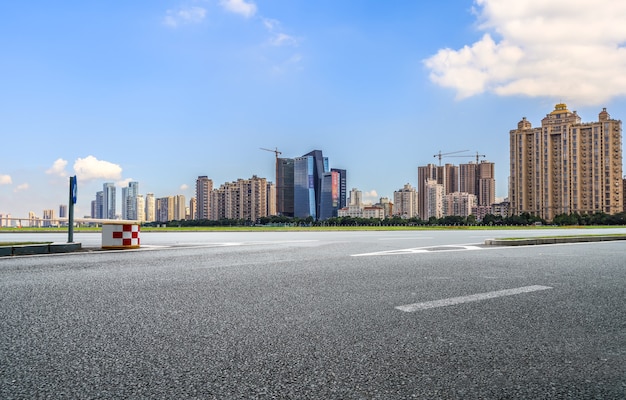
[151,211,626,227]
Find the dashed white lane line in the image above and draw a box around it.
[396,285,553,312]
[352,244,482,256]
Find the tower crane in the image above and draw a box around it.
[260,147,284,216]
[260,147,282,180]
[445,151,487,164]
[433,150,469,166]
[260,147,282,159]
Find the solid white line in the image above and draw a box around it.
[395,285,553,312]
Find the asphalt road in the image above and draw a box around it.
[1,230,625,399]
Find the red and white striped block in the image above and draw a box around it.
[102,224,141,249]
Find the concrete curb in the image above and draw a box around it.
[0,242,82,257]
[485,235,626,246]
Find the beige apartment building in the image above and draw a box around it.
[393,183,418,218]
[211,176,268,222]
[509,104,623,221]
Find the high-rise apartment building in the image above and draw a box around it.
[623,177,626,211]
[189,197,197,220]
[211,176,268,221]
[266,182,276,216]
[122,181,140,220]
[418,164,444,220]
[174,195,186,220]
[59,205,67,219]
[349,188,362,207]
[145,193,155,222]
[42,209,55,227]
[477,161,496,207]
[425,179,444,219]
[510,104,623,220]
[103,182,116,219]
[92,191,104,219]
[443,192,476,218]
[459,161,495,207]
[156,196,175,222]
[136,195,145,223]
[195,176,213,220]
[393,183,418,218]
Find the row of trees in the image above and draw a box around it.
[155,211,626,227]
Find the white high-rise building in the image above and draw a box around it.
[145,193,155,222]
[136,195,145,223]
[349,188,362,207]
[393,183,418,218]
[426,179,443,219]
[103,182,116,219]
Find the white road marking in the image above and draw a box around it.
[396,285,553,312]
[352,244,481,256]
[378,237,433,241]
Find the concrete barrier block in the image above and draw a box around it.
[12,244,49,256]
[49,243,82,253]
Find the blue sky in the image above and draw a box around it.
[2,0,626,218]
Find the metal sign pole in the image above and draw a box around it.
[68,176,76,243]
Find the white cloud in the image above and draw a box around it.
[117,178,134,188]
[180,184,189,191]
[164,6,207,28]
[362,190,379,204]
[269,32,298,47]
[14,183,29,193]
[46,158,68,177]
[263,18,299,47]
[73,156,122,182]
[0,174,11,185]
[220,0,257,18]
[424,0,626,105]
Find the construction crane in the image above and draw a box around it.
[260,147,282,215]
[260,147,282,159]
[260,146,282,184]
[446,151,487,164]
[433,150,469,166]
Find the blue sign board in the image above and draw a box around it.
[71,176,77,204]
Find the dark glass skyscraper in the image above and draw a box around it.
[294,155,317,218]
[320,170,339,220]
[276,158,294,217]
[331,168,347,209]
[277,150,344,220]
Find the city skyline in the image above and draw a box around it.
[2,1,626,218]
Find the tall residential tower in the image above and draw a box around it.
[509,104,623,220]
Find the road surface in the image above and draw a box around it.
[1,229,625,398]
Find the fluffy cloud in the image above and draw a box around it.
[263,18,299,47]
[220,0,257,18]
[164,6,207,27]
[73,156,122,182]
[14,183,29,192]
[46,158,68,177]
[0,174,11,185]
[180,184,189,191]
[424,0,626,105]
[116,178,134,188]
[362,190,380,204]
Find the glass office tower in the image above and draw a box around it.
[276,158,295,217]
[294,156,317,218]
[320,170,339,220]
